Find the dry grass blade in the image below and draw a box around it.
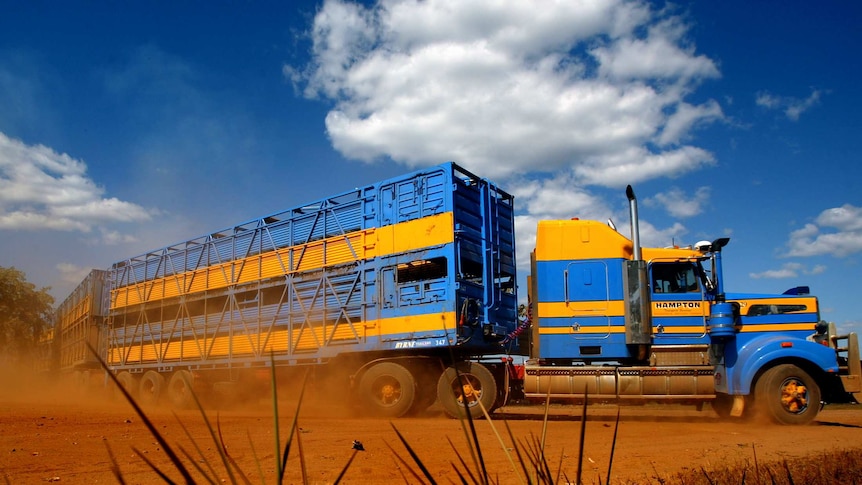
[446,436,480,485]
[132,446,178,484]
[605,406,621,485]
[332,449,359,484]
[390,422,438,485]
[453,370,489,485]
[575,387,588,485]
[700,467,716,485]
[270,355,283,482]
[173,413,220,483]
[449,463,471,485]
[503,421,532,484]
[767,466,778,484]
[215,414,253,485]
[540,386,551,453]
[441,320,485,483]
[296,420,309,485]
[555,448,565,485]
[277,368,310,483]
[87,344,196,484]
[520,434,552,483]
[103,441,126,485]
[245,429,266,485]
[476,398,524,485]
[176,444,217,485]
[753,443,759,479]
[384,440,429,484]
[783,460,795,485]
[181,376,239,485]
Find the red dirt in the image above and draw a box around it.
[2,370,861,485]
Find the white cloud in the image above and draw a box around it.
[750,262,802,279]
[646,186,710,218]
[574,145,715,187]
[658,100,724,146]
[290,0,723,187]
[0,132,153,235]
[591,16,719,82]
[638,219,688,248]
[55,262,93,288]
[785,204,862,258]
[750,262,827,279]
[755,89,823,121]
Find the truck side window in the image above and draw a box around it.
[651,263,699,294]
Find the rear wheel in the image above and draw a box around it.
[139,371,165,407]
[168,370,196,409]
[754,364,821,425]
[437,362,497,419]
[359,362,416,418]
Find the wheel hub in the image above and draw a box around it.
[379,382,400,404]
[780,378,808,413]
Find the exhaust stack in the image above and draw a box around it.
[626,185,642,261]
[622,185,651,359]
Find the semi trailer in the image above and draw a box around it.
[48,162,861,424]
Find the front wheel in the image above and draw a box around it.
[359,362,416,418]
[437,362,497,419]
[754,364,821,425]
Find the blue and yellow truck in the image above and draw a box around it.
[50,162,860,424]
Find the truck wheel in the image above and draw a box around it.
[139,371,165,407]
[115,371,138,400]
[359,362,416,418]
[437,362,497,419]
[754,364,821,425]
[168,370,195,409]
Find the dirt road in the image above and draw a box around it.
[2,382,861,485]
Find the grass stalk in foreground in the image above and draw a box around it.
[88,344,196,483]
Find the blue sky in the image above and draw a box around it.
[1,1,860,335]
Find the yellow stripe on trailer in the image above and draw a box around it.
[110,212,455,310]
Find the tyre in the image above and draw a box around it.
[115,371,138,400]
[437,362,497,419]
[168,370,196,409]
[754,364,821,425]
[711,394,734,418]
[139,371,165,407]
[359,362,416,418]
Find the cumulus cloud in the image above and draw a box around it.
[286,0,725,273]
[55,262,93,287]
[288,0,723,186]
[0,132,153,235]
[785,204,862,257]
[750,262,827,279]
[646,186,710,218]
[756,88,823,121]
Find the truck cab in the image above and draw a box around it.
[524,186,861,425]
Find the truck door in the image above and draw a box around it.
[649,262,708,344]
[564,261,612,340]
